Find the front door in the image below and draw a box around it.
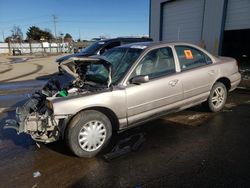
[125,47,183,125]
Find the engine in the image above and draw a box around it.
[23,111,59,143]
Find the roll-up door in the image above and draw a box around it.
[161,0,205,44]
[225,0,250,30]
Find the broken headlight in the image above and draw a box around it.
[46,100,54,112]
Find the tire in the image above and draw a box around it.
[204,82,227,112]
[66,110,112,158]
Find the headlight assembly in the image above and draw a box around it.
[46,100,54,111]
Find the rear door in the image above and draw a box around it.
[174,45,217,99]
[125,47,183,125]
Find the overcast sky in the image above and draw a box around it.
[0,0,150,41]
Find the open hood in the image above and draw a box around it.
[56,52,92,63]
[60,56,113,87]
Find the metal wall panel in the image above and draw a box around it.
[150,0,171,41]
[161,0,205,44]
[225,0,250,30]
[202,0,226,55]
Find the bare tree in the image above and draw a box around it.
[11,26,23,42]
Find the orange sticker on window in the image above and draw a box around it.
[184,50,193,59]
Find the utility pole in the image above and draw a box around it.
[78,28,81,41]
[52,15,58,52]
[52,15,58,39]
[2,31,4,42]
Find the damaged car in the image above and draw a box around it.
[5,42,241,158]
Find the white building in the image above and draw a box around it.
[150,0,250,61]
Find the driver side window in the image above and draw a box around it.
[131,47,176,80]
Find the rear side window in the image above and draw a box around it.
[175,46,212,71]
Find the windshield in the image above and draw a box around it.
[80,41,106,55]
[107,48,143,83]
[85,47,143,85]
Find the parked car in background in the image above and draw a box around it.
[7,42,241,158]
[56,37,152,72]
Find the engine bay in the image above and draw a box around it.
[5,57,112,143]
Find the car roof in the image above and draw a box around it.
[116,42,152,49]
[116,41,205,50]
[98,37,152,43]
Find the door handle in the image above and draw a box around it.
[169,79,179,87]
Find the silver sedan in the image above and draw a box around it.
[9,42,241,157]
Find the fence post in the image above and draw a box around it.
[29,40,32,54]
[49,42,52,53]
[41,42,44,55]
[8,41,11,55]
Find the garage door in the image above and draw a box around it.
[225,0,250,30]
[161,0,205,44]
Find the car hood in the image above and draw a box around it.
[62,56,112,87]
[56,52,92,63]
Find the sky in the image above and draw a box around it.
[0,0,150,41]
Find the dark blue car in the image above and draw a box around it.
[56,37,152,72]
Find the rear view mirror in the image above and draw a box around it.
[131,75,149,84]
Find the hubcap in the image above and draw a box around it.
[78,120,107,152]
[211,87,225,108]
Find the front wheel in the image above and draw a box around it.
[204,82,227,112]
[66,110,112,158]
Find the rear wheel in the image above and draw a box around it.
[204,82,227,112]
[66,110,112,158]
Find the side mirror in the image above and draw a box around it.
[130,75,149,84]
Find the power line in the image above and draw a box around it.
[0,21,52,31]
[59,20,146,23]
[0,15,51,23]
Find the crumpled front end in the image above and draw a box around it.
[17,103,61,143]
[4,79,72,143]
[5,57,112,143]
[5,91,66,143]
